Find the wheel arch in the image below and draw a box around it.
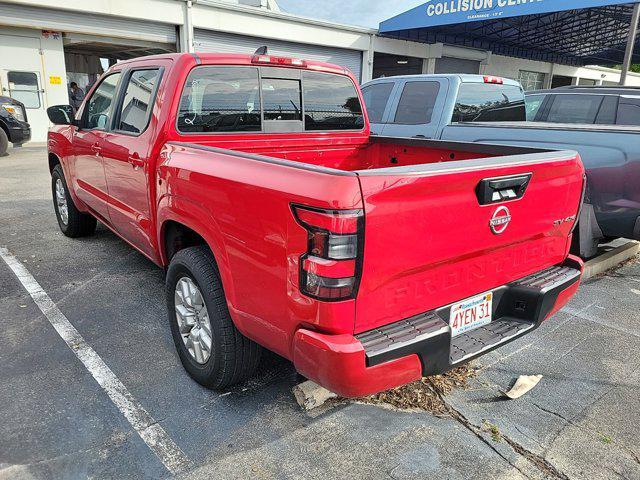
[157,195,236,306]
[48,152,61,173]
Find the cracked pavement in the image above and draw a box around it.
[1,146,639,479]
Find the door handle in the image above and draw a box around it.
[128,154,144,169]
[476,174,532,205]
[90,143,101,155]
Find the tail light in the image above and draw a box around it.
[484,75,504,84]
[292,204,364,301]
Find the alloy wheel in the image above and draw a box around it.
[55,178,68,225]
[174,276,213,364]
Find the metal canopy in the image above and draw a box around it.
[380,1,640,66]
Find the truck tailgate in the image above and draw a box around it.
[354,151,584,333]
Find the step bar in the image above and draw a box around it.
[355,260,582,375]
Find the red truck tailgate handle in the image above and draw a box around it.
[476,174,532,205]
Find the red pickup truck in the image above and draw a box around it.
[46,53,585,398]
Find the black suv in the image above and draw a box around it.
[0,95,31,156]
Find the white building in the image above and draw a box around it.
[1,0,638,142]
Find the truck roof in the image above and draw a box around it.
[362,74,521,87]
[527,85,640,96]
[113,52,351,77]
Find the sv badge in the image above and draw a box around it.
[553,215,577,227]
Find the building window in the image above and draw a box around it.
[518,70,545,91]
[7,71,41,108]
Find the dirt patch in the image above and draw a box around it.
[359,363,478,414]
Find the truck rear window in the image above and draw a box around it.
[176,66,363,133]
[177,67,262,133]
[453,83,525,123]
[262,78,302,121]
[303,71,363,131]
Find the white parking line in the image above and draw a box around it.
[0,247,190,475]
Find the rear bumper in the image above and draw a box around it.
[293,255,583,398]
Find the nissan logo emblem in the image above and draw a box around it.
[489,206,512,234]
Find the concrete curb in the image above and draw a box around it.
[583,241,639,280]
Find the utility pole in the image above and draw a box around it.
[620,2,640,85]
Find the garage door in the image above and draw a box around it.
[194,29,363,81]
[0,3,177,45]
[435,57,480,75]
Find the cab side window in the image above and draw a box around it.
[84,73,122,130]
[361,82,394,123]
[393,81,440,125]
[616,97,640,126]
[525,94,545,121]
[116,69,161,135]
[546,94,603,124]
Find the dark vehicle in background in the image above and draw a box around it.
[525,86,640,125]
[362,75,640,257]
[0,95,31,156]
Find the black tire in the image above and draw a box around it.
[51,164,97,237]
[166,246,262,389]
[0,128,8,157]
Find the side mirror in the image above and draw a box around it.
[47,105,77,126]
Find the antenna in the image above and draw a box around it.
[254,46,268,55]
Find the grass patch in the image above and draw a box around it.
[599,434,612,444]
[483,420,502,442]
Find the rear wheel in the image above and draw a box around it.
[166,246,262,389]
[0,128,8,157]
[51,164,97,237]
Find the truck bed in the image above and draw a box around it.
[174,135,556,174]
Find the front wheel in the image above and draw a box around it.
[166,246,262,389]
[51,164,97,237]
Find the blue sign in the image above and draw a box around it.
[380,0,640,32]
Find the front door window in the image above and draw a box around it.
[84,73,122,130]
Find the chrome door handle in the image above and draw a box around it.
[90,143,101,155]
[128,154,144,169]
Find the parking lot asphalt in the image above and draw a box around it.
[1,146,639,480]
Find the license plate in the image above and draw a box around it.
[449,292,493,337]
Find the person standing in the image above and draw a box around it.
[68,82,85,111]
